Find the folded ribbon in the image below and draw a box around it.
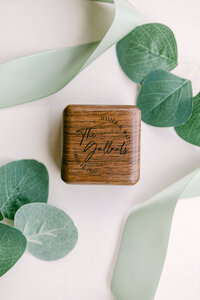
[111,169,200,300]
[0,0,139,108]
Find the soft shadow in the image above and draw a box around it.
[49,119,62,169]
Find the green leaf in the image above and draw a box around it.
[116,23,178,84]
[0,160,49,220]
[175,93,200,145]
[0,223,27,277]
[137,70,193,127]
[14,203,78,261]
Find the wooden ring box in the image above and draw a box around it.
[61,105,141,185]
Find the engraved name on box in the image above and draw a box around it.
[73,115,132,176]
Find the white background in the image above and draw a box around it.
[0,0,200,299]
[155,197,200,300]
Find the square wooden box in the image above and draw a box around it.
[61,105,141,185]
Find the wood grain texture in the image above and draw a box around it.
[61,105,141,185]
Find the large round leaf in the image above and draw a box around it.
[116,23,178,84]
[175,93,200,146]
[0,223,27,277]
[14,203,78,261]
[137,70,193,127]
[0,160,49,220]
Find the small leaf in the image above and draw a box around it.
[0,223,27,277]
[14,203,78,261]
[175,93,200,145]
[137,70,193,127]
[116,23,178,84]
[0,160,49,220]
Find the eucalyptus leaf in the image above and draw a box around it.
[15,203,78,261]
[0,223,27,277]
[116,23,178,84]
[0,160,49,220]
[175,93,200,146]
[137,70,193,127]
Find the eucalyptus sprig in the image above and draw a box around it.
[0,160,78,277]
[116,23,199,145]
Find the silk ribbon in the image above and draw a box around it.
[111,169,200,300]
[0,0,139,108]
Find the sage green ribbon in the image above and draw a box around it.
[111,169,200,300]
[0,0,139,108]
